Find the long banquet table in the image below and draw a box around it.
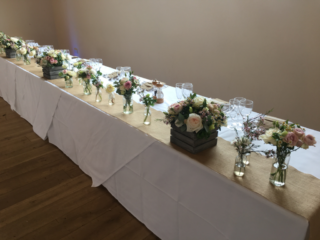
[1,56,320,240]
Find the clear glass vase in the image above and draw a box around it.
[234,153,247,177]
[143,106,152,125]
[270,152,290,187]
[82,80,92,95]
[78,78,82,85]
[23,54,31,65]
[95,88,102,102]
[244,153,251,166]
[108,92,115,105]
[65,78,73,88]
[123,95,133,114]
[16,53,22,61]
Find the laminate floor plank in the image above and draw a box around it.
[0,97,158,239]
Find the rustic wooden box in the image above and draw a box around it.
[170,123,218,153]
[42,66,64,79]
[5,49,16,58]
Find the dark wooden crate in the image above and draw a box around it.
[42,66,64,79]
[170,123,218,153]
[43,73,61,80]
[5,49,16,58]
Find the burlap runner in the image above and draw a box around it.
[4,57,320,240]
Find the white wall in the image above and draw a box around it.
[4,0,320,130]
[0,0,57,47]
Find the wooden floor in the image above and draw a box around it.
[0,97,159,240]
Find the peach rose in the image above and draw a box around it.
[283,132,299,147]
[293,128,305,138]
[186,114,203,133]
[303,134,317,146]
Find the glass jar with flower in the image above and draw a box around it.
[231,133,255,177]
[138,90,156,125]
[59,69,76,88]
[76,66,98,95]
[92,79,104,102]
[106,83,116,105]
[114,71,140,114]
[260,120,317,187]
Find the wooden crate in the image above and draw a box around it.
[5,49,16,58]
[42,66,64,79]
[170,123,218,153]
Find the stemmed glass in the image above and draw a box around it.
[240,99,253,120]
[175,83,183,100]
[95,58,103,71]
[123,66,131,77]
[182,83,193,99]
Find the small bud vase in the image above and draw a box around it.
[95,88,102,102]
[23,54,31,65]
[143,106,151,125]
[270,152,290,187]
[108,93,115,105]
[123,95,133,114]
[82,80,92,95]
[65,78,73,88]
[16,53,22,61]
[234,153,246,177]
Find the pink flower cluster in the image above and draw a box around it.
[283,128,316,147]
[124,81,132,90]
[46,56,58,64]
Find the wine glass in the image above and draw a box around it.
[95,58,103,71]
[123,66,131,77]
[182,83,193,99]
[234,97,246,119]
[175,83,183,100]
[240,99,253,120]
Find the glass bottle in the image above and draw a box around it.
[234,153,247,177]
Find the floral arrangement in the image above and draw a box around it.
[138,89,157,124]
[114,71,140,113]
[0,36,24,50]
[259,120,316,186]
[40,50,70,68]
[161,93,226,139]
[106,83,116,105]
[58,69,76,81]
[114,71,140,96]
[17,44,37,65]
[92,79,104,102]
[77,65,101,95]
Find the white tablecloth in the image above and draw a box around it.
[1,58,319,240]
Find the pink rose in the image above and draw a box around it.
[283,132,299,146]
[54,60,58,64]
[124,81,132,90]
[296,141,303,147]
[50,58,55,64]
[86,74,91,79]
[87,66,92,70]
[186,114,203,133]
[63,70,67,74]
[303,134,317,146]
[168,103,182,114]
[293,128,305,138]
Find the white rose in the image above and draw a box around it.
[120,77,129,84]
[90,69,96,75]
[29,50,36,57]
[7,43,10,46]
[20,47,27,55]
[61,54,66,60]
[10,37,18,43]
[259,128,280,145]
[62,64,68,69]
[66,55,71,60]
[192,96,205,108]
[186,114,203,133]
[67,71,76,77]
